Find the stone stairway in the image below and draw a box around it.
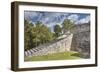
[25,34,73,57]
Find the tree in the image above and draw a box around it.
[34,23,54,44]
[54,24,62,37]
[39,25,53,44]
[24,20,34,51]
[62,19,74,34]
[24,20,54,51]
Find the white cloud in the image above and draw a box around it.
[68,14,79,22]
[24,11,50,21]
[41,13,68,25]
[24,11,41,21]
[76,15,90,24]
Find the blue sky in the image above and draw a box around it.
[24,11,90,32]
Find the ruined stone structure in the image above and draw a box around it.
[25,34,73,57]
[71,23,90,58]
[25,23,90,58]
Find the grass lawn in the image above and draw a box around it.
[25,51,82,61]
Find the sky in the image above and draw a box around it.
[24,11,90,32]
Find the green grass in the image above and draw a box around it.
[25,51,82,61]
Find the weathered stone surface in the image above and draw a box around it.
[71,23,90,58]
[25,34,73,57]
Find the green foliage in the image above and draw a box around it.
[54,24,62,37]
[24,20,54,51]
[24,19,74,51]
[62,19,74,34]
[24,20,34,51]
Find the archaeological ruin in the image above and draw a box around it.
[25,23,90,59]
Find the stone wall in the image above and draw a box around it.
[71,23,90,58]
[25,34,73,57]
